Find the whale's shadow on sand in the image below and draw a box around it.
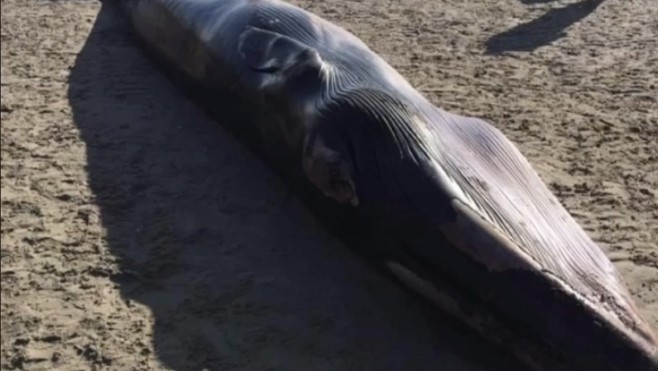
[68,2,527,370]
[486,0,604,54]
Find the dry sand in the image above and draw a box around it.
[1,0,657,370]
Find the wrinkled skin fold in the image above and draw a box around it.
[115,0,658,370]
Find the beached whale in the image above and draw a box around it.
[114,0,658,369]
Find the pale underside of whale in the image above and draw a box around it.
[116,0,658,369]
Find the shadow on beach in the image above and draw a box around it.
[486,0,604,54]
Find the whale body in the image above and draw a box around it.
[115,1,658,370]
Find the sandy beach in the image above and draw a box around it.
[2,0,656,369]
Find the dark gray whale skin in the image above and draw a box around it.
[115,1,658,370]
